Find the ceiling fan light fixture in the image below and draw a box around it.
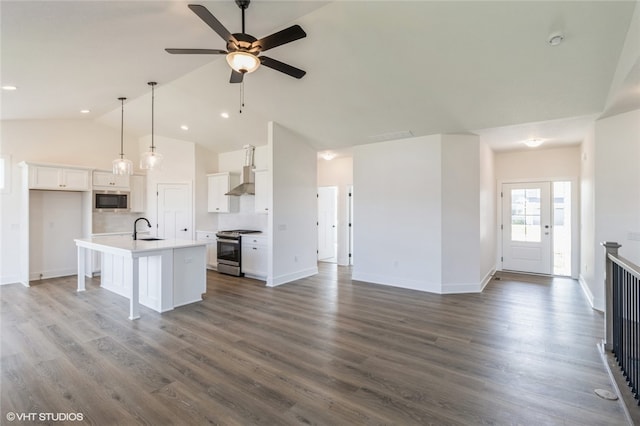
[226,51,260,74]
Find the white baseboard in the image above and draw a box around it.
[267,266,318,287]
[0,274,20,285]
[352,271,442,293]
[29,268,76,282]
[579,274,596,309]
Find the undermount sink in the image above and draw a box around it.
[138,237,163,241]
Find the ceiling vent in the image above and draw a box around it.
[367,130,414,143]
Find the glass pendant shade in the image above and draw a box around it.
[113,97,133,176]
[226,51,260,74]
[113,158,133,175]
[139,150,163,170]
[140,81,162,170]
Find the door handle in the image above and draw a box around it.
[181,228,187,231]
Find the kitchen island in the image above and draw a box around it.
[74,235,207,320]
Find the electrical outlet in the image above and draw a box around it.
[627,232,640,241]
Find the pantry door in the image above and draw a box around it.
[157,183,192,240]
[502,182,552,275]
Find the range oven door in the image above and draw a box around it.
[216,238,243,276]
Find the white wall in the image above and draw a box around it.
[441,135,482,291]
[195,144,217,233]
[268,122,318,286]
[495,146,581,180]
[591,109,640,310]
[353,135,444,292]
[353,134,495,294]
[29,190,84,280]
[580,124,597,306]
[317,156,353,265]
[479,140,497,287]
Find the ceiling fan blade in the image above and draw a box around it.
[260,56,306,79]
[253,25,306,52]
[165,48,227,55]
[188,4,237,44]
[230,70,244,84]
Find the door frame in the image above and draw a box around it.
[496,177,579,278]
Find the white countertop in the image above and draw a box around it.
[75,235,207,255]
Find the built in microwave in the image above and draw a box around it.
[94,191,129,211]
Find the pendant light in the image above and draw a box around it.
[140,81,163,170]
[112,97,133,175]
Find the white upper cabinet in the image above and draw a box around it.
[129,175,146,213]
[28,164,90,191]
[254,169,270,214]
[93,170,129,190]
[207,172,239,213]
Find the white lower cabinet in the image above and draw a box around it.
[196,231,218,269]
[241,235,267,280]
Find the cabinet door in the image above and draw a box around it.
[196,232,217,268]
[242,241,267,278]
[208,173,239,213]
[93,171,129,190]
[254,169,270,214]
[62,168,90,191]
[29,166,62,189]
[129,175,146,213]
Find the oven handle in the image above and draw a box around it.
[217,238,240,244]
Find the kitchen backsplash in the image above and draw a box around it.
[217,195,267,231]
[92,212,142,234]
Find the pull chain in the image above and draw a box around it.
[239,81,245,114]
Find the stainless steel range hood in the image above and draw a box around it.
[225,145,255,196]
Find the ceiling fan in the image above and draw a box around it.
[166,1,307,83]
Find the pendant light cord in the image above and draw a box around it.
[118,97,126,158]
[239,81,245,114]
[148,82,157,153]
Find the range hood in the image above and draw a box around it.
[226,145,255,196]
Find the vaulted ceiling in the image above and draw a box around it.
[2,1,638,154]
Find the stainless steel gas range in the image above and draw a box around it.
[216,230,262,276]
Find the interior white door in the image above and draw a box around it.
[157,183,192,240]
[502,182,552,274]
[317,186,337,261]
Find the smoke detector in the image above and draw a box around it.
[548,32,564,46]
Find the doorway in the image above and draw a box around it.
[501,181,572,276]
[157,183,193,240]
[317,186,337,262]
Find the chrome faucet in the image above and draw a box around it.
[133,217,151,240]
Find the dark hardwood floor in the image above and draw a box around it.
[1,265,630,425]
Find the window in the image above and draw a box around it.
[0,155,11,193]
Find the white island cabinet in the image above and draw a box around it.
[75,236,207,320]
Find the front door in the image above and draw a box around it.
[502,182,552,274]
[157,183,192,240]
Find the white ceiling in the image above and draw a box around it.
[2,1,639,154]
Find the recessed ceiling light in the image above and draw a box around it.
[320,152,336,161]
[180,125,189,131]
[548,33,564,46]
[1,85,17,91]
[220,112,230,119]
[523,138,544,148]
[80,109,91,114]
